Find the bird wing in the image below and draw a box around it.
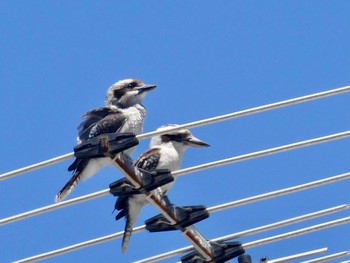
[77,107,126,141]
[115,148,161,219]
[134,147,161,171]
[57,108,127,203]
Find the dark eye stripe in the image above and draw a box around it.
[114,89,125,99]
[164,134,185,142]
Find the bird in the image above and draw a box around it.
[114,124,209,253]
[55,79,156,202]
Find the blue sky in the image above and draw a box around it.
[1,1,350,262]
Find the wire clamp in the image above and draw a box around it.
[109,169,173,196]
[145,205,209,232]
[238,254,253,263]
[73,133,139,159]
[181,241,245,263]
[259,256,268,262]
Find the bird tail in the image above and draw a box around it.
[55,157,109,202]
[121,199,143,253]
[55,158,90,202]
[55,170,82,202]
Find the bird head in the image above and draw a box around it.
[105,79,157,108]
[150,124,210,153]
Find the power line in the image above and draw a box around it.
[264,247,328,263]
[136,85,350,140]
[1,85,349,182]
[207,172,350,213]
[13,225,146,263]
[243,216,350,249]
[0,188,109,226]
[13,202,349,263]
[215,204,350,242]
[0,152,74,182]
[300,250,350,263]
[173,130,350,178]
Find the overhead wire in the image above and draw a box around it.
[0,188,109,226]
[243,216,350,249]
[262,247,328,263]
[173,130,350,178]
[13,225,147,263]
[1,85,350,182]
[300,250,350,263]
[1,130,350,226]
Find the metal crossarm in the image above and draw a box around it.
[112,153,234,262]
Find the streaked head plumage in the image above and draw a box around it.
[150,124,210,149]
[105,79,156,108]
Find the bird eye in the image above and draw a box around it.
[166,133,185,142]
[127,82,138,89]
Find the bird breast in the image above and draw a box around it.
[118,105,146,135]
[157,146,182,172]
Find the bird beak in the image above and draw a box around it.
[137,84,157,93]
[186,136,210,148]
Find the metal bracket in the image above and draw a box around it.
[73,132,139,159]
[181,241,245,263]
[110,152,244,262]
[109,169,173,196]
[260,257,269,263]
[145,205,209,232]
[238,254,253,263]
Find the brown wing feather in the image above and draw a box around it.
[78,107,126,141]
[133,148,161,171]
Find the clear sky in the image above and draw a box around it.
[1,1,350,263]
